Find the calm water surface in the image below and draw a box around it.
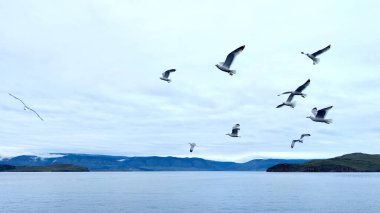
[0,172,379,213]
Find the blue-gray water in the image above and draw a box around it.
[1,172,380,213]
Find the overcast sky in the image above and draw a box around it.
[0,0,379,162]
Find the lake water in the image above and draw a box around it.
[0,172,379,213]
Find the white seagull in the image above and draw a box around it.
[278,79,310,98]
[307,106,333,124]
[216,45,245,76]
[189,143,197,152]
[301,45,331,65]
[291,134,311,149]
[9,93,44,121]
[276,93,296,108]
[226,124,241,137]
[160,69,176,83]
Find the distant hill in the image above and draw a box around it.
[0,164,89,172]
[267,153,380,172]
[0,153,310,171]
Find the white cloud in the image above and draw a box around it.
[0,0,379,161]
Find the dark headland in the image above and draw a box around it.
[0,164,89,172]
[267,153,380,172]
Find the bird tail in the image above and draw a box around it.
[326,119,333,124]
[291,101,296,108]
[229,70,236,75]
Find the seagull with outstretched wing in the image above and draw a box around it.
[226,124,241,137]
[291,134,311,149]
[216,45,245,76]
[160,69,176,83]
[189,143,197,152]
[276,93,296,108]
[307,106,333,124]
[9,93,44,121]
[301,45,331,65]
[278,79,310,98]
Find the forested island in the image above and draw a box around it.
[267,153,380,172]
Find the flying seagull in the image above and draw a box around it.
[291,134,311,149]
[301,45,331,65]
[276,93,296,108]
[216,45,245,76]
[226,124,240,137]
[278,79,310,98]
[160,69,176,83]
[307,106,333,124]
[9,93,44,121]
[189,143,197,152]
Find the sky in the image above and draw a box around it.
[0,0,379,162]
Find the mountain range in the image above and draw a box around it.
[0,153,309,171]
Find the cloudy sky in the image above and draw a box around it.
[0,0,379,162]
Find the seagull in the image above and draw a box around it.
[226,124,241,137]
[276,93,296,108]
[291,134,311,149]
[301,45,331,65]
[307,106,333,124]
[216,45,245,76]
[160,69,176,83]
[9,93,44,121]
[278,79,310,98]
[189,143,197,152]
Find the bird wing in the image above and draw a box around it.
[223,45,245,68]
[163,69,176,78]
[231,128,239,135]
[25,106,44,121]
[295,79,310,92]
[291,140,297,148]
[276,103,285,108]
[286,94,295,102]
[9,93,27,107]
[312,45,331,57]
[300,134,311,139]
[316,106,333,118]
[231,125,240,134]
[277,91,292,96]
